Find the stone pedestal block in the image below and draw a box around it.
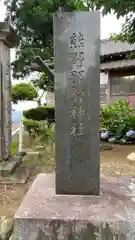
[13,174,135,239]
[0,156,22,177]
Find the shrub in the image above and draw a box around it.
[23,106,55,126]
[100,100,135,138]
[23,119,55,141]
[12,83,37,103]
[47,124,55,142]
[23,119,46,136]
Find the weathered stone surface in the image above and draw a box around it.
[35,146,44,150]
[9,236,13,240]
[27,152,40,156]
[54,11,100,195]
[127,152,135,161]
[13,173,135,239]
[0,156,22,177]
[0,154,37,184]
[16,152,26,157]
[0,23,18,162]
[0,217,13,240]
[0,164,34,184]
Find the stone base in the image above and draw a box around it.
[0,153,35,184]
[0,164,34,184]
[13,174,135,239]
[0,155,23,177]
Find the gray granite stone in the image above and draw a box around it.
[13,173,135,239]
[0,217,13,240]
[0,23,18,162]
[54,11,100,195]
[0,155,22,177]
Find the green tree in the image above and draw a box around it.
[6,0,134,102]
[95,0,135,43]
[32,72,54,105]
[12,82,37,103]
[5,0,135,80]
[5,0,101,97]
[5,0,86,79]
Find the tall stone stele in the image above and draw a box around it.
[0,22,18,162]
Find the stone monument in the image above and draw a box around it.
[54,11,100,195]
[13,12,135,239]
[0,22,22,177]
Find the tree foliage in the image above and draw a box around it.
[32,72,54,92]
[31,72,54,105]
[5,0,87,78]
[12,83,37,103]
[97,0,135,43]
[23,106,55,126]
[5,0,135,81]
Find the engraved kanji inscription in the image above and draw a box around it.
[70,32,84,48]
[70,33,77,48]
[70,107,76,120]
[78,70,85,80]
[79,89,85,104]
[68,31,85,137]
[72,87,77,98]
[68,70,77,79]
[69,52,84,69]
[79,106,85,116]
[80,89,85,97]
[77,122,85,136]
[77,52,84,68]
[78,32,84,48]
[70,123,77,136]
[68,70,84,82]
